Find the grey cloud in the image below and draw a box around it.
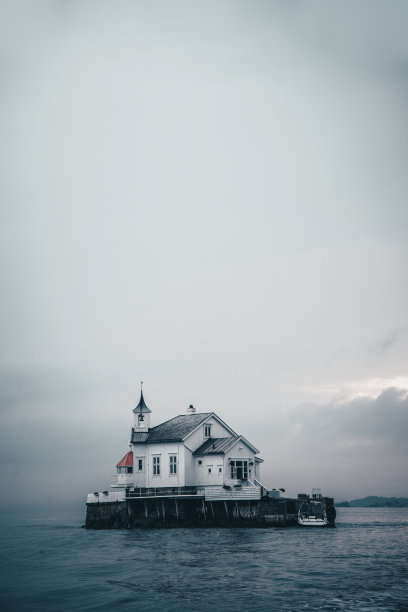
[1,1,407,507]
[292,388,408,445]
[258,388,408,500]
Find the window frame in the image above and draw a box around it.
[204,424,211,438]
[117,466,133,474]
[152,455,161,476]
[169,454,177,475]
[230,460,248,480]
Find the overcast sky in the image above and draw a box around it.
[1,0,407,508]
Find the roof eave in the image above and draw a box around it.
[132,406,152,414]
[194,450,226,456]
[228,435,260,455]
[144,437,184,444]
[182,412,237,442]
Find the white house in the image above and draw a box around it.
[89,390,265,503]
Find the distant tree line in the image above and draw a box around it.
[336,496,408,508]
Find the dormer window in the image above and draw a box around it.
[204,424,211,438]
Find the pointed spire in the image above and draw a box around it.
[133,382,152,413]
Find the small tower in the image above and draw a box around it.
[132,384,151,432]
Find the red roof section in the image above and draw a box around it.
[116,451,133,467]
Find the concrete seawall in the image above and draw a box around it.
[85,497,336,529]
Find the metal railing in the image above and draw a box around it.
[87,491,126,504]
[127,486,201,499]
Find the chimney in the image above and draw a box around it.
[187,404,196,415]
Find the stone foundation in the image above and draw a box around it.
[85,497,336,529]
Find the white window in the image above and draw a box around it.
[217,465,223,474]
[204,424,211,438]
[137,458,144,472]
[198,460,202,466]
[169,455,177,475]
[152,455,160,476]
[207,465,213,475]
[230,460,248,480]
[116,466,133,474]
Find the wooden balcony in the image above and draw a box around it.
[127,486,201,499]
[204,484,262,501]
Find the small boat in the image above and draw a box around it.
[297,489,329,527]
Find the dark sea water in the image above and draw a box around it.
[0,507,407,612]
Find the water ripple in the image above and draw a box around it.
[0,508,407,611]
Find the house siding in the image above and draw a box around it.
[192,453,224,486]
[112,411,262,493]
[130,442,187,488]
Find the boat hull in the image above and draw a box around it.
[297,495,329,526]
[298,515,328,527]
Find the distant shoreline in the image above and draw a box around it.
[336,496,408,508]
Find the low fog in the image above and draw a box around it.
[1,1,407,509]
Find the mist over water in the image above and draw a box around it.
[1,508,407,611]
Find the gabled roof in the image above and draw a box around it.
[116,451,133,467]
[194,435,260,456]
[133,390,151,414]
[193,437,238,455]
[183,411,238,442]
[234,435,260,454]
[132,431,149,443]
[145,413,211,442]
